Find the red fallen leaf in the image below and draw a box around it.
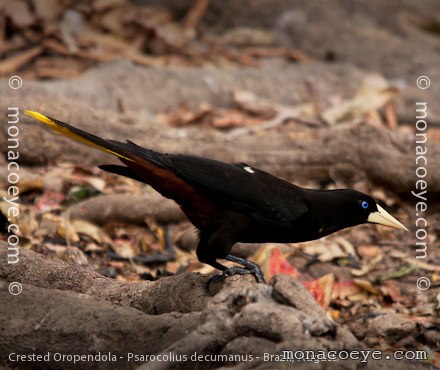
[303,273,335,310]
[268,247,300,278]
[34,190,65,212]
[254,245,300,281]
[265,247,300,279]
[253,245,334,309]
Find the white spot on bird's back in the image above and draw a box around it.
[243,166,255,174]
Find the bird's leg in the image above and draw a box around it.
[196,235,235,285]
[224,255,265,283]
[198,229,265,284]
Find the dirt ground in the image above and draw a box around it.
[1,1,439,369]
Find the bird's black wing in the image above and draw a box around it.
[161,154,309,226]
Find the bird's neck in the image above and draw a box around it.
[306,189,357,236]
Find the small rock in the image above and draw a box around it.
[424,330,440,347]
[334,325,360,348]
[270,274,336,336]
[349,319,367,340]
[368,313,417,344]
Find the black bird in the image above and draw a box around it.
[25,111,408,283]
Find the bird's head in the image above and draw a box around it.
[343,190,408,231]
[312,189,408,234]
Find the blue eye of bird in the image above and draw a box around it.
[361,201,369,209]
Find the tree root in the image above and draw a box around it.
[65,192,185,226]
[0,244,430,370]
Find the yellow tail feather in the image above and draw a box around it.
[24,110,132,161]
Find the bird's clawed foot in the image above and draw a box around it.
[207,255,266,286]
[207,267,252,287]
[224,255,265,283]
[224,266,253,277]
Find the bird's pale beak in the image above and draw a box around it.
[368,204,408,231]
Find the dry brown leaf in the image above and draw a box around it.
[17,212,39,238]
[167,103,212,127]
[380,280,407,304]
[335,237,356,256]
[192,263,216,275]
[353,278,380,295]
[351,254,383,277]
[108,260,124,267]
[71,219,108,243]
[0,46,43,75]
[68,171,107,192]
[233,90,277,118]
[212,112,262,129]
[332,281,362,300]
[357,245,382,259]
[389,250,408,258]
[19,176,44,193]
[347,292,369,302]
[304,239,347,262]
[230,94,316,136]
[84,242,106,253]
[322,74,399,124]
[165,261,181,274]
[43,38,70,55]
[56,219,80,243]
[113,238,138,259]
